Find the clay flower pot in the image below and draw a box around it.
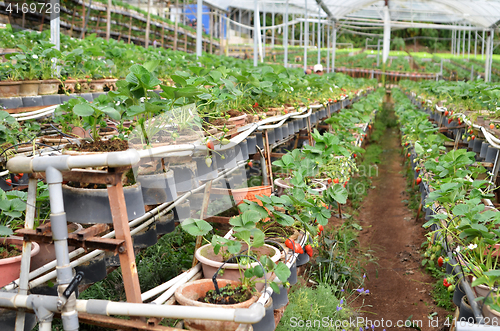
[175,279,259,331]
[0,81,21,98]
[38,79,59,95]
[0,237,40,288]
[195,243,280,291]
[19,80,40,96]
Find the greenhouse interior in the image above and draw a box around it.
[4,0,500,330]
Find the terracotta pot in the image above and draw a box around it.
[38,79,59,95]
[0,237,40,288]
[19,80,40,96]
[0,81,21,98]
[231,186,272,205]
[195,243,280,291]
[62,79,79,94]
[175,279,259,331]
[227,113,248,127]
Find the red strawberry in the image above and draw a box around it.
[285,239,293,250]
[444,110,449,116]
[327,178,332,184]
[490,123,495,129]
[328,98,332,102]
[305,245,313,257]
[471,135,475,140]
[333,178,339,184]
[206,140,214,150]
[448,118,452,124]
[438,256,444,267]
[407,153,411,157]
[318,224,324,232]
[5,179,12,186]
[416,177,422,185]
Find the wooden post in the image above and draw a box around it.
[107,169,142,304]
[128,15,132,44]
[70,10,76,36]
[39,10,45,32]
[174,0,179,50]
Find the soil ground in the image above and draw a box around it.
[353,125,451,330]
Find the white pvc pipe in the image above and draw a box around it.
[11,106,57,118]
[142,264,201,301]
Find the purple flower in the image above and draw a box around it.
[341,289,344,292]
[365,289,370,294]
[340,299,344,305]
[363,274,366,278]
[356,287,364,293]
[336,306,342,311]
[360,328,363,331]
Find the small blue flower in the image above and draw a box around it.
[363,274,366,278]
[356,287,364,293]
[365,289,370,294]
[340,299,344,305]
[341,289,344,292]
[336,306,342,311]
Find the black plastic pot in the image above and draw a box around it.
[266,129,275,144]
[480,142,490,159]
[310,113,317,124]
[453,282,466,307]
[173,199,191,222]
[62,183,146,224]
[296,252,310,266]
[271,284,289,309]
[246,136,257,155]
[22,96,43,107]
[234,140,249,162]
[137,170,177,205]
[132,223,158,248]
[486,146,499,163]
[458,296,475,323]
[80,93,94,102]
[156,212,176,235]
[0,307,36,331]
[193,154,218,181]
[60,94,77,103]
[74,252,107,285]
[288,262,297,285]
[252,298,275,331]
[42,94,61,106]
[170,161,200,193]
[282,124,289,138]
[293,119,300,133]
[0,97,23,109]
[255,132,264,149]
[214,146,237,170]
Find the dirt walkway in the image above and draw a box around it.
[354,126,450,330]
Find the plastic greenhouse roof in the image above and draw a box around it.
[205,0,500,29]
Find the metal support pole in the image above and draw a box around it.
[475,31,478,57]
[50,0,60,51]
[196,0,203,58]
[457,26,461,55]
[226,14,230,56]
[145,0,151,47]
[106,0,111,41]
[468,26,471,60]
[331,24,336,72]
[462,26,466,58]
[317,7,321,65]
[451,30,454,55]
[262,4,266,58]
[300,19,303,47]
[304,2,308,71]
[376,39,381,66]
[291,14,295,46]
[482,30,485,60]
[46,166,78,330]
[239,9,242,37]
[253,0,259,66]
[326,24,330,73]
[471,64,474,81]
[284,0,289,67]
[489,29,494,82]
[271,5,275,49]
[486,31,491,82]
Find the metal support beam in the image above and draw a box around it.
[483,30,486,60]
[304,1,308,71]
[485,30,492,82]
[331,24,337,72]
[284,0,289,67]
[254,0,259,66]
[196,0,203,58]
[317,7,321,65]
[271,5,275,49]
[326,24,330,73]
[382,5,390,65]
[50,0,60,51]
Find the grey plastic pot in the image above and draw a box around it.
[266,129,275,144]
[62,183,146,224]
[293,119,300,133]
[271,284,289,309]
[171,161,200,193]
[105,224,158,267]
[480,142,490,159]
[252,297,275,331]
[137,170,177,205]
[281,124,288,138]
[486,146,499,163]
[255,132,264,149]
[247,136,257,155]
[0,97,23,109]
[74,252,107,285]
[311,113,317,124]
[235,140,249,162]
[274,126,283,141]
